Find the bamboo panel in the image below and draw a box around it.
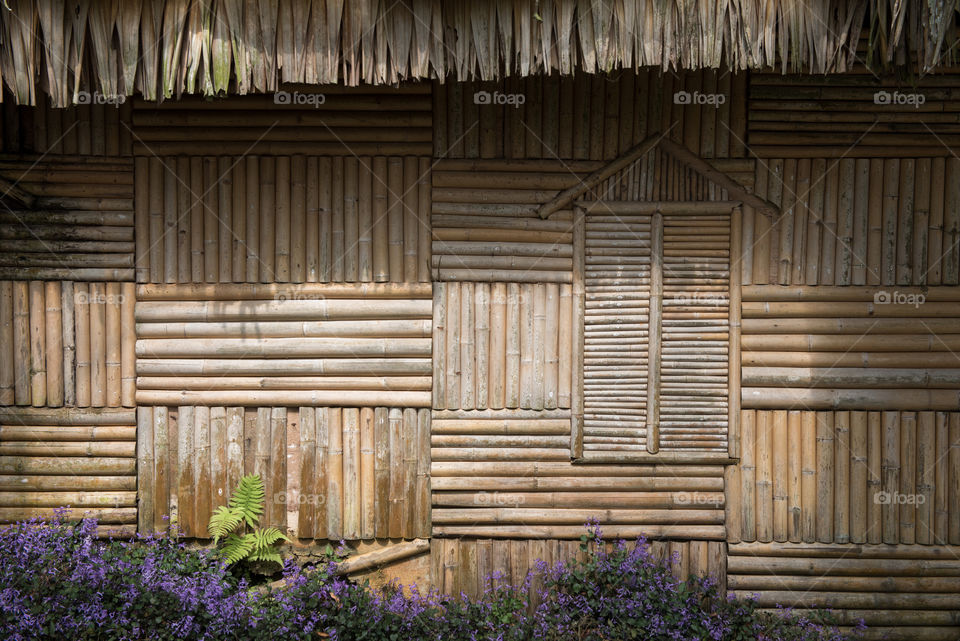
[0,281,134,408]
[741,285,960,409]
[433,538,725,598]
[732,410,959,546]
[729,542,960,641]
[143,405,428,540]
[432,410,725,538]
[131,92,432,155]
[438,71,747,160]
[748,74,960,159]
[742,159,959,286]
[135,155,429,284]
[0,407,136,529]
[135,285,431,407]
[430,159,583,283]
[434,283,570,411]
[0,158,134,281]
[4,100,133,155]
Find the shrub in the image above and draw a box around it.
[0,515,862,641]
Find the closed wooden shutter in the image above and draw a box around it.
[582,209,652,451]
[660,212,730,452]
[576,202,731,458]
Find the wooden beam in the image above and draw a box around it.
[658,139,778,216]
[537,134,664,219]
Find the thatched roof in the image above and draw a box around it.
[2,0,959,107]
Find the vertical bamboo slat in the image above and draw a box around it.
[342,408,360,539]
[0,282,14,405]
[137,407,154,533]
[44,282,62,407]
[28,282,46,407]
[360,407,375,538]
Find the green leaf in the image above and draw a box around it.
[228,474,265,528]
[207,505,242,543]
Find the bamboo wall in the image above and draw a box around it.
[0,97,133,156]
[728,543,960,641]
[742,158,960,286]
[137,405,429,540]
[0,157,134,280]
[135,283,432,408]
[436,70,747,160]
[433,538,726,599]
[748,74,960,158]
[133,155,431,284]
[0,407,137,537]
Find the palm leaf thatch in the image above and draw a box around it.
[1,0,958,107]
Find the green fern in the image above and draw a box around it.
[207,474,289,567]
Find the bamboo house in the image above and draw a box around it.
[1,0,960,638]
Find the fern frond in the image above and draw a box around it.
[221,532,257,565]
[249,549,283,564]
[207,505,243,543]
[228,474,265,528]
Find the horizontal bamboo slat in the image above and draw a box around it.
[135,287,431,407]
[729,541,960,641]
[0,407,136,528]
[430,410,725,538]
[741,286,960,409]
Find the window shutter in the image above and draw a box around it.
[659,211,730,453]
[576,203,731,459]
[581,209,652,452]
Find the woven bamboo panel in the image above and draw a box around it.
[135,283,432,407]
[748,74,960,158]
[436,70,747,160]
[430,159,583,283]
[728,410,960,547]
[432,538,725,599]
[137,406,430,541]
[728,542,960,641]
[0,94,133,156]
[0,281,136,408]
[0,158,134,281]
[741,286,960,410]
[131,90,432,156]
[0,407,136,537]
[431,409,726,539]
[133,155,430,285]
[433,283,573,412]
[741,157,960,286]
